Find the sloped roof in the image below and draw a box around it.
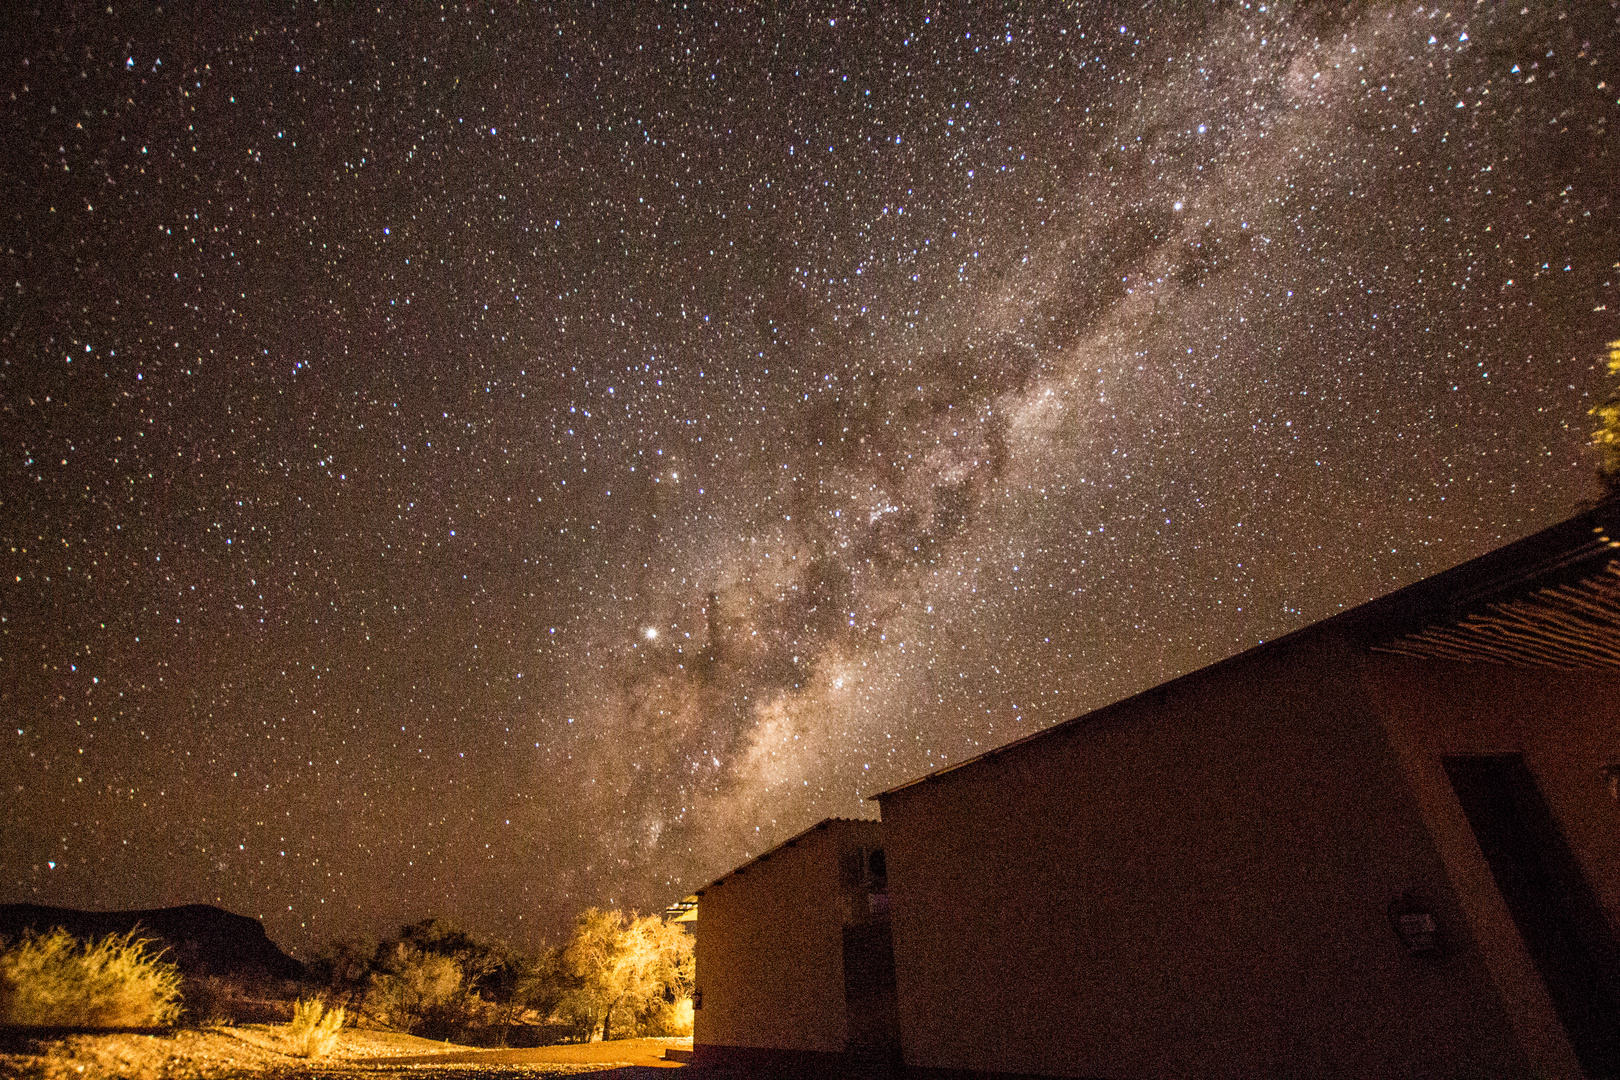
[1369,522,1620,668]
[1353,502,1620,659]
[1372,559,1620,667]
[695,816,879,894]
[873,496,1620,801]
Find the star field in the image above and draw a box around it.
[3,2,1618,954]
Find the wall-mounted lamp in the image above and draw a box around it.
[1604,763,1620,803]
[1388,891,1440,955]
[693,988,703,1011]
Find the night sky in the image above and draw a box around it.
[4,2,1617,956]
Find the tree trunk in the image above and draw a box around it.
[600,993,626,1042]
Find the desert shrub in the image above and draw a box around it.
[286,997,346,1058]
[394,919,508,984]
[513,949,569,1024]
[178,973,295,1027]
[178,975,233,1028]
[306,936,375,1013]
[0,927,183,1027]
[639,996,694,1037]
[366,946,487,1040]
[360,920,517,1042]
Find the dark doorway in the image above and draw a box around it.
[842,920,900,1064]
[1444,754,1620,1077]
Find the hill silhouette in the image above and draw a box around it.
[0,903,305,981]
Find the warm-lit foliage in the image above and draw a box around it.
[548,908,693,1041]
[642,994,695,1037]
[305,936,375,1013]
[360,918,519,1041]
[365,946,479,1037]
[0,928,182,1028]
[307,909,692,1045]
[1592,339,1620,494]
[286,997,346,1058]
[394,917,513,994]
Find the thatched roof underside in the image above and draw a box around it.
[1374,559,1620,669]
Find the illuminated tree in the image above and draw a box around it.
[1592,339,1620,496]
[550,908,692,1041]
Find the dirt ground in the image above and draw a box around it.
[359,1036,690,1070]
[0,1027,694,1079]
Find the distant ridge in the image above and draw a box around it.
[0,903,305,981]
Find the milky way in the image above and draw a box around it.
[4,3,1617,954]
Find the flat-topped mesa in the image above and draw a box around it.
[0,903,306,982]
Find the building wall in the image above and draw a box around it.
[1363,656,1620,1079]
[880,628,1532,1079]
[694,818,882,1056]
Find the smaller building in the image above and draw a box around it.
[692,817,898,1071]
[689,501,1620,1078]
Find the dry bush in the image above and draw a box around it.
[365,948,482,1039]
[356,920,517,1043]
[285,997,346,1058]
[305,936,374,1014]
[178,974,294,1028]
[0,928,182,1028]
[646,996,694,1037]
[176,976,236,1029]
[632,994,693,1036]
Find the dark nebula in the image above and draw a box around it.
[3,3,1616,953]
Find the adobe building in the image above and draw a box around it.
[691,817,899,1071]
[692,500,1620,1078]
[875,502,1620,1079]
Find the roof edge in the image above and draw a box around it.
[694,815,879,894]
[870,496,1620,802]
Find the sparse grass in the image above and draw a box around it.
[284,997,346,1058]
[0,1024,500,1080]
[0,928,182,1028]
